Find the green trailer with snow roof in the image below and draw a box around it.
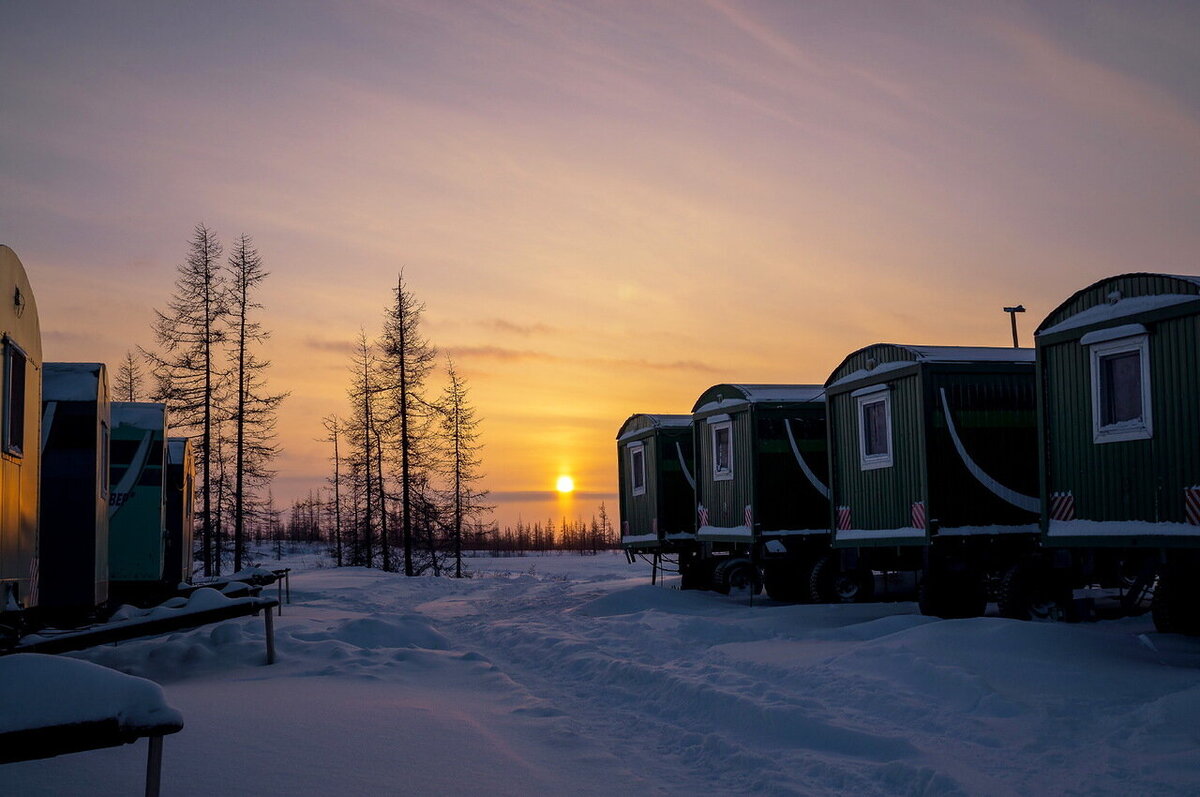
[617,414,695,559]
[825,345,1039,617]
[108,402,168,602]
[1034,273,1200,630]
[689,384,831,599]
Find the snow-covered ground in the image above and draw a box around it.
[6,550,1200,795]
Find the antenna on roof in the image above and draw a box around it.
[1003,305,1026,348]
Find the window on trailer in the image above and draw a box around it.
[2,339,26,457]
[856,391,893,470]
[1089,334,1152,443]
[712,421,733,481]
[629,443,646,496]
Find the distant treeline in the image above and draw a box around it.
[273,493,620,559]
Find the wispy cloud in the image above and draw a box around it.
[480,318,558,336]
[304,337,357,354]
[444,345,717,373]
[490,490,617,502]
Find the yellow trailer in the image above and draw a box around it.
[1,245,42,615]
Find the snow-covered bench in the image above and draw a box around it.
[0,653,184,797]
[13,589,281,663]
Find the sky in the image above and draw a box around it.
[3,0,1199,530]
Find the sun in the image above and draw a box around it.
[556,475,575,494]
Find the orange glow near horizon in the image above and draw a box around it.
[556,476,575,494]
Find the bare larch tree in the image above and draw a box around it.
[378,272,437,577]
[226,234,286,572]
[436,358,491,578]
[145,223,227,576]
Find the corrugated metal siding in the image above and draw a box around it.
[1044,313,1200,522]
[830,373,924,531]
[828,344,916,384]
[696,410,753,527]
[618,435,656,538]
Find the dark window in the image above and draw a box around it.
[713,425,731,477]
[2,341,26,456]
[862,399,889,457]
[630,446,645,494]
[1099,350,1142,426]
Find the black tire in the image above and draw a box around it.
[997,563,1071,621]
[918,569,987,619]
[723,559,763,596]
[709,559,733,594]
[808,553,874,604]
[1152,566,1200,635]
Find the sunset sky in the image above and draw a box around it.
[4,1,1199,530]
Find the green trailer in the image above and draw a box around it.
[825,345,1039,617]
[617,414,695,585]
[164,437,195,587]
[38,363,110,618]
[0,246,42,619]
[108,402,167,601]
[1035,273,1200,630]
[690,384,830,598]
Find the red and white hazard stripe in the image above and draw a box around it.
[1049,491,1075,522]
[744,505,753,528]
[1185,486,1200,526]
[836,506,851,531]
[698,504,709,527]
[911,501,926,530]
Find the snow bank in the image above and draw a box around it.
[8,551,1200,796]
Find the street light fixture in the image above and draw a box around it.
[1003,305,1026,348]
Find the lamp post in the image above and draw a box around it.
[1003,305,1026,348]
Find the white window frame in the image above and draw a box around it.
[710,420,734,481]
[856,390,893,470]
[628,442,646,497]
[1089,333,1152,443]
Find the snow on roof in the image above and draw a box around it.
[1038,293,1200,337]
[901,346,1035,364]
[42,362,102,401]
[112,401,166,431]
[692,384,824,413]
[617,413,691,440]
[0,653,183,735]
[827,346,1033,390]
[639,414,692,427]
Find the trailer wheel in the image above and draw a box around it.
[997,564,1070,622]
[918,570,987,619]
[715,558,762,596]
[808,553,874,604]
[1152,565,1200,635]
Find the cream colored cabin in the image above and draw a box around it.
[0,245,41,610]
